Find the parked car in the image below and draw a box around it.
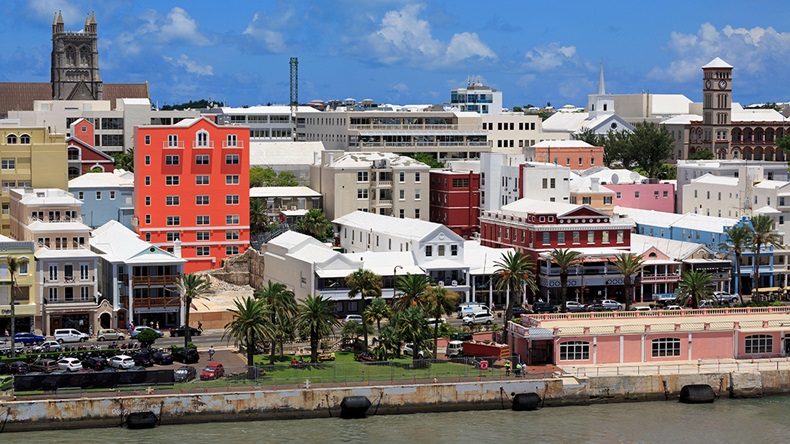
[426,317,446,327]
[0,362,10,374]
[343,314,363,324]
[109,355,136,369]
[54,328,90,343]
[14,332,45,345]
[29,358,59,373]
[152,350,174,365]
[511,306,532,317]
[462,312,495,326]
[97,329,125,341]
[634,306,652,312]
[131,326,164,339]
[565,301,589,312]
[57,357,83,372]
[200,362,225,381]
[83,356,107,371]
[652,293,678,303]
[0,342,24,356]
[33,340,62,353]
[592,299,623,311]
[402,343,432,358]
[169,326,202,337]
[532,301,560,313]
[664,305,683,311]
[9,361,30,374]
[131,351,154,367]
[173,347,200,364]
[174,366,197,383]
[0,375,12,391]
[713,291,740,304]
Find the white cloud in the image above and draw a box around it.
[242,12,288,53]
[523,43,578,72]
[392,82,408,93]
[113,7,212,56]
[158,7,211,46]
[163,54,213,76]
[28,0,79,24]
[649,23,790,82]
[363,4,496,67]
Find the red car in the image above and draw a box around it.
[200,362,224,381]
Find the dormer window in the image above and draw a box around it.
[19,134,30,144]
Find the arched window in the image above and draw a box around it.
[6,134,17,144]
[196,130,210,148]
[19,134,30,144]
[744,334,772,354]
[651,337,681,357]
[68,147,80,161]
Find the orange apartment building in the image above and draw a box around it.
[134,117,250,272]
[528,140,604,171]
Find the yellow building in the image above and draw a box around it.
[0,237,36,334]
[0,126,68,234]
[570,177,615,216]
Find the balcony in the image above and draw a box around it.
[133,297,180,309]
[132,275,180,286]
[44,276,95,284]
[222,141,245,148]
[162,141,185,149]
[640,274,681,283]
[192,141,215,149]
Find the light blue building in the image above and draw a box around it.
[68,170,134,230]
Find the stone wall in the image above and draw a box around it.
[210,248,265,289]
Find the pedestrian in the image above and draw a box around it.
[197,321,203,332]
[504,360,511,376]
[129,321,134,332]
[208,345,215,361]
[89,326,93,338]
[3,329,8,338]
[155,321,160,330]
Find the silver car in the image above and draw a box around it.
[97,329,126,341]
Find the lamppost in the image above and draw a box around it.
[393,265,403,299]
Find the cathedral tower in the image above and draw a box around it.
[51,11,103,100]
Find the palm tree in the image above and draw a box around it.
[750,215,783,296]
[6,256,19,358]
[295,294,341,363]
[395,273,429,310]
[249,199,271,234]
[718,224,752,304]
[295,209,333,242]
[364,297,390,335]
[345,268,382,352]
[549,249,583,313]
[372,324,401,360]
[255,280,297,364]
[494,251,537,344]
[424,285,459,357]
[678,270,713,309]
[175,274,212,347]
[610,253,645,311]
[396,305,428,365]
[223,296,272,367]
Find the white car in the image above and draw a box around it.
[634,306,652,312]
[343,314,363,324]
[596,299,623,311]
[664,305,683,311]
[712,291,739,304]
[462,312,495,326]
[109,354,136,369]
[33,340,62,353]
[130,326,164,338]
[402,343,432,358]
[57,357,83,372]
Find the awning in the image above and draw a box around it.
[527,327,555,340]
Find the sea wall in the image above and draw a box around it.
[2,369,790,432]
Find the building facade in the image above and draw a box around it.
[527,140,604,170]
[0,238,36,335]
[429,168,480,239]
[450,79,503,115]
[134,117,250,273]
[66,118,115,178]
[480,153,572,212]
[68,169,134,229]
[51,11,102,101]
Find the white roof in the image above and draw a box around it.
[614,206,682,228]
[615,206,737,233]
[500,198,592,217]
[90,221,185,264]
[754,206,782,215]
[532,140,594,148]
[702,57,733,69]
[27,220,91,233]
[249,186,321,198]
[35,247,98,259]
[541,112,590,132]
[630,234,713,261]
[753,180,790,190]
[583,168,645,185]
[333,211,455,242]
[14,188,81,206]
[327,152,429,169]
[660,114,701,125]
[249,141,325,167]
[672,213,738,233]
[569,178,614,194]
[691,174,738,186]
[267,230,326,251]
[222,105,320,115]
[463,241,514,274]
[68,169,134,189]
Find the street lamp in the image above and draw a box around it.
[393,265,403,293]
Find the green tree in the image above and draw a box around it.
[371,324,400,360]
[688,149,715,160]
[494,251,538,344]
[295,209,333,242]
[250,199,272,234]
[573,127,604,148]
[6,256,19,358]
[678,270,713,309]
[750,215,783,294]
[345,268,382,352]
[255,280,297,364]
[295,294,341,363]
[424,285,459,357]
[718,224,753,303]
[396,305,429,365]
[113,149,134,172]
[223,296,272,367]
[249,166,299,187]
[778,133,790,153]
[631,121,674,179]
[364,297,390,335]
[601,129,634,168]
[395,273,430,310]
[549,249,583,313]
[407,152,444,169]
[175,274,212,347]
[610,253,645,311]
[135,328,160,348]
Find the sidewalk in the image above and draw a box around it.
[560,356,790,377]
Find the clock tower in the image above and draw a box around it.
[701,57,733,157]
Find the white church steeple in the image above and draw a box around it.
[587,61,614,118]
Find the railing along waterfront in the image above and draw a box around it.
[527,305,790,322]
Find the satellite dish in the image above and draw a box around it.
[610,174,619,184]
[629,172,641,183]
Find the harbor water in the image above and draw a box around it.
[3,396,789,443]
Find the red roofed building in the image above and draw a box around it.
[67,118,114,178]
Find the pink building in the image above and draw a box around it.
[509,307,790,365]
[608,182,675,213]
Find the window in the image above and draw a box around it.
[616,230,624,243]
[399,209,405,218]
[587,231,594,244]
[167,134,179,147]
[226,245,239,255]
[226,230,239,240]
[1,159,15,170]
[573,231,580,244]
[165,176,180,185]
[357,171,369,182]
[550,178,556,188]
[415,189,421,200]
[196,231,210,241]
[745,334,773,354]
[226,215,240,225]
[196,131,209,147]
[6,134,16,144]
[542,178,548,189]
[145,176,151,186]
[399,172,405,183]
[145,196,151,206]
[399,189,405,200]
[542,232,550,245]
[582,197,591,205]
[95,191,102,200]
[438,245,445,256]
[77,191,84,200]
[415,172,421,183]
[145,215,151,224]
[166,216,180,226]
[165,155,180,165]
[195,155,209,165]
[226,134,238,147]
[166,232,180,242]
[663,190,669,198]
[145,233,151,242]
[414,208,420,218]
[19,261,28,275]
[144,135,150,145]
[196,246,211,256]
[450,244,458,256]
[166,196,180,206]
[226,195,240,205]
[559,341,589,361]
[425,245,433,257]
[603,196,612,205]
[80,287,90,301]
[558,232,566,244]
[357,188,369,199]
[634,191,640,198]
[109,191,116,200]
[616,192,622,199]
[196,175,209,185]
[48,287,58,302]
[602,231,609,243]
[651,338,681,357]
[226,175,240,185]
[197,215,210,225]
[225,154,239,165]
[196,195,210,205]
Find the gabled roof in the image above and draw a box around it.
[532,140,595,148]
[500,198,609,218]
[66,136,115,162]
[616,206,738,234]
[333,211,462,243]
[691,174,738,186]
[90,221,185,264]
[630,234,713,261]
[702,57,733,69]
[0,82,149,118]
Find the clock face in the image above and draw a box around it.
[705,80,711,89]
[719,80,727,89]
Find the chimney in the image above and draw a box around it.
[173,239,182,258]
[590,177,600,192]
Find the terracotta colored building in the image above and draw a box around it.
[67,118,115,178]
[528,140,604,170]
[134,117,250,272]
[429,169,480,238]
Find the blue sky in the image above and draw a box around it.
[1,0,788,108]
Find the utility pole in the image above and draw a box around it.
[290,57,298,141]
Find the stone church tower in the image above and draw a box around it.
[51,11,103,100]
